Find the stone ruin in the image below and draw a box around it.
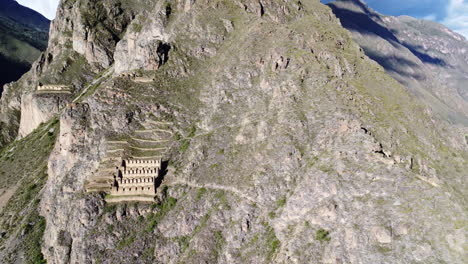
[36,84,73,93]
[110,158,162,198]
[117,70,155,83]
[86,158,162,203]
[86,120,172,203]
[134,76,155,83]
[118,72,138,78]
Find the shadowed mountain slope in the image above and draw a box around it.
[329,0,468,126]
[0,0,50,95]
[0,0,50,32]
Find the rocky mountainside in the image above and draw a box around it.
[0,0,50,96]
[328,0,468,127]
[0,0,466,263]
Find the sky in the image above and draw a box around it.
[14,0,468,38]
[16,0,59,20]
[321,0,468,38]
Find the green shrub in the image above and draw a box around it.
[276,196,287,208]
[209,163,219,169]
[145,196,177,232]
[180,139,190,152]
[268,211,276,219]
[116,235,136,249]
[187,126,197,138]
[315,228,331,242]
[0,119,58,263]
[103,204,117,214]
[177,235,191,252]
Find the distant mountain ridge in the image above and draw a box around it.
[328,0,468,126]
[0,0,50,95]
[0,0,49,32]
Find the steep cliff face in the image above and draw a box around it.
[0,0,147,143]
[328,0,468,127]
[0,0,467,264]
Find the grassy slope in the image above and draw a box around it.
[0,119,59,264]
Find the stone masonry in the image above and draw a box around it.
[110,159,161,197]
[36,84,73,93]
[85,120,172,202]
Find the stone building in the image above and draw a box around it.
[36,84,73,93]
[85,120,171,202]
[134,76,155,83]
[117,70,155,83]
[110,158,161,197]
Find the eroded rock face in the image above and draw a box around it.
[1,0,467,264]
[41,103,103,264]
[114,4,172,74]
[18,93,70,137]
[49,0,138,70]
[0,82,21,145]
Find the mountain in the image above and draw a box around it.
[328,0,468,127]
[0,0,466,263]
[0,0,50,95]
[0,0,50,31]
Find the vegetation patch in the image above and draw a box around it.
[196,187,207,201]
[265,225,281,261]
[215,190,231,210]
[131,23,143,33]
[178,126,197,153]
[315,228,331,242]
[0,119,59,264]
[276,196,287,208]
[268,211,276,219]
[175,235,191,252]
[145,196,178,233]
[22,212,47,264]
[376,245,392,254]
[212,230,225,259]
[116,234,136,250]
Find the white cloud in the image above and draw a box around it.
[441,0,468,39]
[16,0,60,20]
[422,14,437,21]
